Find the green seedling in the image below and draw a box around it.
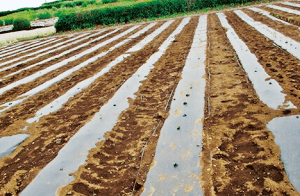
[177,126,180,130]
[183,102,187,105]
[183,114,187,117]
[173,163,178,168]
[186,94,190,97]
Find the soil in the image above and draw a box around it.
[0,3,300,196]
[201,13,300,196]
[57,16,198,196]
[261,5,300,26]
[275,2,300,11]
[0,36,71,62]
[0,20,175,195]
[0,26,138,101]
[243,8,300,43]
[0,31,107,73]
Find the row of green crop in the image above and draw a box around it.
[55,0,257,32]
[0,9,54,26]
[42,0,99,8]
[0,6,83,26]
[0,0,99,18]
[0,0,138,26]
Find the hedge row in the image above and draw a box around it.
[0,6,56,18]
[13,18,31,31]
[102,0,118,4]
[0,0,96,18]
[55,0,255,32]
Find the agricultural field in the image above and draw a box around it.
[0,1,300,196]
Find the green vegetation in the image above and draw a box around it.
[0,0,99,19]
[12,18,31,31]
[102,0,118,4]
[4,18,14,25]
[37,11,53,19]
[0,20,3,26]
[55,0,259,32]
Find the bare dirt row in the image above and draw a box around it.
[261,5,300,26]
[201,12,300,196]
[0,4,300,196]
[0,19,179,195]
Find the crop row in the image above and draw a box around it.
[0,3,300,195]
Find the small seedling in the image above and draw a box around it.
[183,102,187,105]
[186,94,190,97]
[297,116,299,119]
[113,104,116,106]
[183,114,187,117]
[173,163,178,168]
[177,126,180,130]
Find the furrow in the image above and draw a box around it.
[0,23,157,133]
[220,12,295,110]
[224,12,300,193]
[0,32,91,71]
[142,15,206,196]
[31,17,192,196]
[243,9,300,43]
[0,30,111,74]
[261,6,300,27]
[267,4,300,15]
[0,38,48,53]
[0,37,59,59]
[0,22,160,116]
[248,7,300,30]
[0,41,27,51]
[202,13,298,196]
[0,26,140,96]
[0,39,41,54]
[26,21,172,123]
[0,19,182,195]
[280,2,300,10]
[234,10,300,61]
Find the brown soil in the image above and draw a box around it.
[0,22,161,135]
[1,4,300,196]
[261,5,300,26]
[56,16,198,196]
[0,36,71,61]
[275,2,300,11]
[0,28,121,82]
[0,40,36,53]
[0,20,179,195]
[0,31,104,68]
[0,26,142,102]
[201,13,300,196]
[243,8,300,43]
